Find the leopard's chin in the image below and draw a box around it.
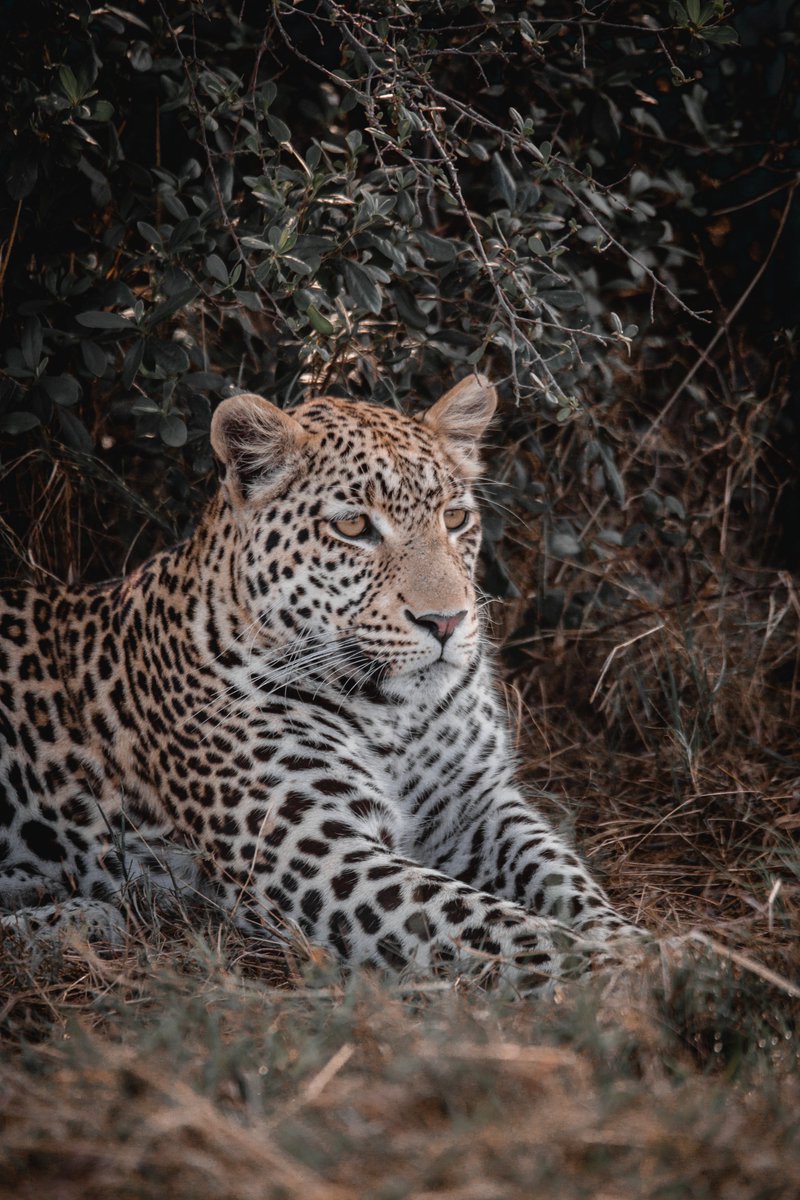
[378,659,464,705]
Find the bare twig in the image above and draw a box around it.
[0,197,23,312]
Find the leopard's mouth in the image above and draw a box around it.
[379,651,463,680]
[325,631,473,688]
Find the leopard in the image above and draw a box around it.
[0,374,645,991]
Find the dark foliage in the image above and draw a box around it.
[2,0,796,586]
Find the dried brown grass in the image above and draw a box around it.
[0,928,797,1200]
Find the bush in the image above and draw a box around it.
[4,0,783,579]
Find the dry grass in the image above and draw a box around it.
[505,579,800,970]
[0,920,798,1200]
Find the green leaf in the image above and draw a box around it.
[137,221,162,246]
[642,490,664,519]
[307,304,335,336]
[0,411,40,434]
[57,407,93,452]
[21,318,43,371]
[128,42,153,72]
[282,256,312,277]
[466,341,489,365]
[266,114,291,143]
[81,341,109,377]
[205,253,229,285]
[599,443,625,506]
[58,65,81,105]
[701,24,739,44]
[550,530,581,557]
[491,154,517,208]
[121,339,145,388]
[164,195,191,224]
[77,311,135,330]
[552,290,584,310]
[342,260,382,314]
[664,495,686,519]
[392,287,429,331]
[3,349,31,379]
[416,231,457,262]
[148,286,201,327]
[622,524,647,548]
[151,341,190,374]
[131,397,160,415]
[159,413,188,447]
[235,290,263,310]
[468,141,490,162]
[42,375,81,406]
[240,236,272,251]
[277,228,297,255]
[92,99,115,122]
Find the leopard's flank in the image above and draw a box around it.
[0,376,643,989]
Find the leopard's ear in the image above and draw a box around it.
[422,374,497,474]
[211,393,307,506]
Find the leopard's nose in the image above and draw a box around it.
[406,609,467,645]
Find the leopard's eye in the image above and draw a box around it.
[444,507,469,531]
[331,514,370,539]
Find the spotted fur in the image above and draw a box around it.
[0,376,643,988]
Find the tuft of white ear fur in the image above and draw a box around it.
[422,374,497,474]
[210,392,306,505]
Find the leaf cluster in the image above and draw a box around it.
[0,0,790,587]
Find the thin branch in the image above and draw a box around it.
[571,179,798,547]
[0,197,23,312]
[623,179,798,467]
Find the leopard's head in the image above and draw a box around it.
[210,376,497,702]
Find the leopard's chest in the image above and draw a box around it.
[349,686,498,830]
